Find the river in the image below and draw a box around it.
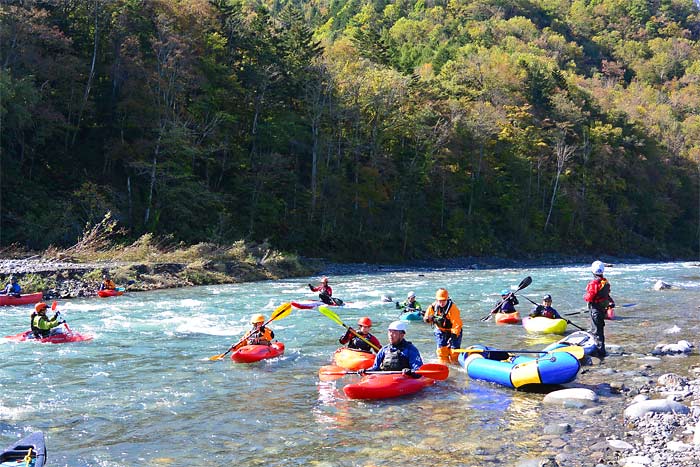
[1,261,699,466]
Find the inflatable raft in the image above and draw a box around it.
[458,346,581,389]
[0,432,46,467]
[333,347,375,370]
[343,373,434,400]
[5,328,93,344]
[522,316,567,334]
[231,342,285,363]
[494,311,521,324]
[0,292,43,306]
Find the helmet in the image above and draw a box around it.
[543,294,552,301]
[10,275,17,283]
[251,314,265,324]
[501,289,510,296]
[35,302,48,312]
[591,260,605,275]
[407,291,416,299]
[388,321,407,332]
[435,288,449,300]
[321,276,328,283]
[357,317,372,327]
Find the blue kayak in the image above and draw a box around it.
[0,432,46,467]
[399,309,424,321]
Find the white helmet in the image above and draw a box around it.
[407,291,416,299]
[388,321,407,332]
[591,260,605,275]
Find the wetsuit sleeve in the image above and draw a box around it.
[407,345,423,371]
[551,307,561,319]
[310,284,321,292]
[369,335,382,352]
[583,280,600,302]
[339,328,353,345]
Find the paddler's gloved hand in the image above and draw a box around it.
[357,369,366,376]
[402,368,419,378]
[308,283,314,290]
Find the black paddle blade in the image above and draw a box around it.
[518,276,532,290]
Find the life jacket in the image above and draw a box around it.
[585,277,611,307]
[432,299,454,329]
[248,326,274,345]
[348,333,375,352]
[541,306,558,319]
[30,313,50,338]
[379,341,411,371]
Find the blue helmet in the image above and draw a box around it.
[500,289,510,296]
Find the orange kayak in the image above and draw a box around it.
[231,342,285,363]
[98,289,124,297]
[495,311,521,324]
[333,347,375,370]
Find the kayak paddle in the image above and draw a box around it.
[51,301,72,333]
[480,276,532,321]
[318,306,380,352]
[455,345,585,360]
[209,302,292,361]
[318,363,449,381]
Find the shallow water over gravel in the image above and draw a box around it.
[1,261,698,466]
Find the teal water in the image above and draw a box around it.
[1,261,699,466]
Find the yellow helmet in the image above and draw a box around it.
[251,314,265,324]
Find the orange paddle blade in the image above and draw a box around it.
[318,364,349,381]
[415,363,449,380]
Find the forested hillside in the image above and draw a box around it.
[2,0,699,261]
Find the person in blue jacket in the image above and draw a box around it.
[529,294,562,319]
[496,289,518,313]
[1,276,22,297]
[359,321,423,376]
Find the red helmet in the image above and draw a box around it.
[357,317,372,327]
[35,302,48,312]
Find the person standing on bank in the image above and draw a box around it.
[584,260,615,358]
[424,288,463,364]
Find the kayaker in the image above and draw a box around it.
[395,291,423,315]
[99,274,117,291]
[1,276,22,297]
[496,289,519,313]
[339,317,382,353]
[423,288,463,364]
[246,314,275,345]
[30,302,65,338]
[309,276,333,305]
[529,294,562,319]
[584,260,615,358]
[359,321,423,376]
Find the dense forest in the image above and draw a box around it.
[2,0,700,261]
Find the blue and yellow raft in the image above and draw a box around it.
[457,345,581,389]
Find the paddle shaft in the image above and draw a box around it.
[520,295,586,331]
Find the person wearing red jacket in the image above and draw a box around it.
[339,316,382,353]
[309,276,333,304]
[584,260,615,358]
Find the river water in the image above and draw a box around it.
[1,261,699,466]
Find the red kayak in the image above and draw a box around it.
[0,292,43,306]
[333,348,375,370]
[97,289,124,298]
[231,342,285,363]
[343,373,434,400]
[495,311,521,324]
[5,329,93,344]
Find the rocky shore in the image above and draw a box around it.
[0,256,315,299]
